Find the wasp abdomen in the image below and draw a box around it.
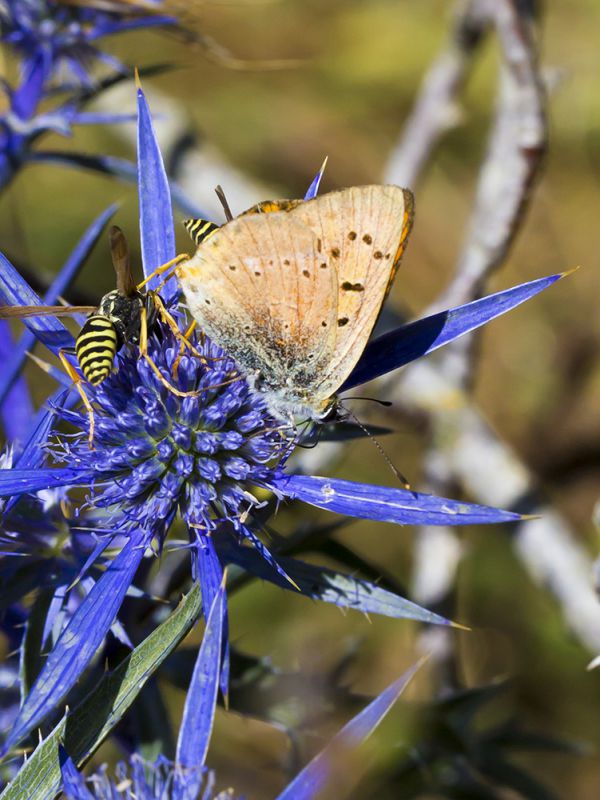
[75,315,119,385]
[184,218,220,246]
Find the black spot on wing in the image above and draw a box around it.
[341,281,364,292]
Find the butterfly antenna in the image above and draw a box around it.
[340,405,411,490]
[215,185,234,222]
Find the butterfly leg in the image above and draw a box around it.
[137,304,201,398]
[136,254,189,291]
[58,350,96,448]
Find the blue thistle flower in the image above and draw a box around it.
[1,0,175,87]
[0,83,570,756]
[0,0,176,188]
[53,327,287,535]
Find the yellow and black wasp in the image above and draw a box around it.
[0,226,193,445]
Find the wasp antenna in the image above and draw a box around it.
[215,184,234,222]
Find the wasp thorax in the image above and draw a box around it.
[75,291,149,386]
[98,289,146,344]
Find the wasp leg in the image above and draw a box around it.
[136,254,189,291]
[149,292,206,363]
[58,350,96,448]
[150,294,229,365]
[172,320,197,378]
[138,304,201,398]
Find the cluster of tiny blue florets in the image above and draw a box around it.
[63,754,222,800]
[1,0,172,83]
[0,0,175,188]
[53,319,287,535]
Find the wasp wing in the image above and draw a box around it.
[0,305,96,319]
[109,225,137,297]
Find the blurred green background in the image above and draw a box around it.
[1,1,599,797]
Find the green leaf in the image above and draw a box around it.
[0,585,202,800]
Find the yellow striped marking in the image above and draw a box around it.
[77,339,116,357]
[184,218,220,246]
[77,328,116,341]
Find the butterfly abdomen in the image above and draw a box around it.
[184,218,220,246]
[75,315,119,385]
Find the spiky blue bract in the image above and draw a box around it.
[60,751,95,800]
[343,271,568,390]
[304,157,328,200]
[0,1,177,189]
[191,530,230,697]
[276,658,426,800]
[0,468,95,497]
[137,83,178,304]
[3,532,151,754]
[0,321,32,442]
[0,252,73,352]
[173,580,226,799]
[274,474,523,526]
[0,205,117,407]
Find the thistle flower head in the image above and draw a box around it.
[53,320,286,537]
[0,0,175,87]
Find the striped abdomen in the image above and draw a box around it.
[75,315,119,385]
[183,218,220,246]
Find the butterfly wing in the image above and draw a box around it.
[287,184,413,398]
[178,211,338,413]
[178,184,413,418]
